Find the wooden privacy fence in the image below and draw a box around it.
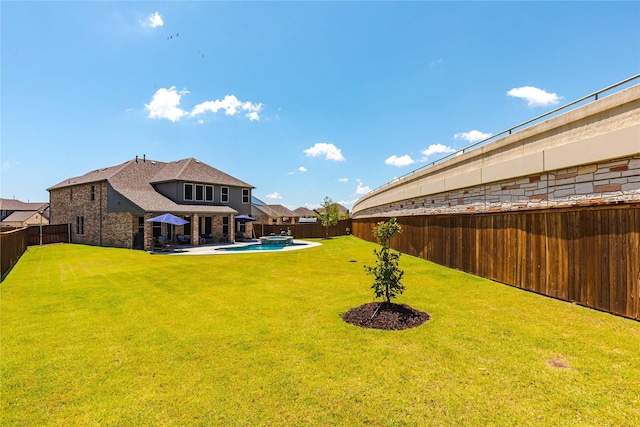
[353,204,640,321]
[1,224,70,280]
[252,219,352,239]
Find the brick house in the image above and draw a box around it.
[47,157,254,250]
[251,199,296,225]
[0,198,50,227]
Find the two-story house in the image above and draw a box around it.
[48,157,254,250]
[0,198,50,227]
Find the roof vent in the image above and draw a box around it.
[151,161,156,165]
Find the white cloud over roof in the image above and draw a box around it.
[145,88,262,122]
[144,86,188,122]
[266,192,282,200]
[303,143,345,161]
[191,95,262,121]
[507,86,562,107]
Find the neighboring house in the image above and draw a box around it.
[291,207,318,223]
[316,203,350,218]
[0,198,49,227]
[47,157,254,250]
[251,200,296,225]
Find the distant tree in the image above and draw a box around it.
[319,196,340,239]
[364,218,405,304]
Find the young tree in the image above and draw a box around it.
[364,218,405,304]
[319,196,340,239]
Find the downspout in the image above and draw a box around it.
[99,183,103,246]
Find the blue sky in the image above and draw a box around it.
[2,1,639,210]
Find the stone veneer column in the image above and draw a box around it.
[144,213,153,251]
[192,214,199,245]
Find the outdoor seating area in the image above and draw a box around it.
[152,236,183,253]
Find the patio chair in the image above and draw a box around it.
[153,237,181,253]
[177,234,189,245]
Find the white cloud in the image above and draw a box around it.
[421,143,456,158]
[385,154,416,167]
[298,166,307,172]
[338,178,349,183]
[337,198,357,210]
[355,179,371,195]
[507,86,562,107]
[453,130,492,144]
[266,192,282,200]
[144,12,164,28]
[191,95,262,121]
[303,142,345,161]
[145,86,188,122]
[145,88,262,122]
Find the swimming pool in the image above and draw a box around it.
[215,243,307,252]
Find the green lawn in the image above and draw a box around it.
[2,237,639,426]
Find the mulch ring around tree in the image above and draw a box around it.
[342,302,430,330]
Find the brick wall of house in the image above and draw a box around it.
[354,155,640,218]
[50,181,136,248]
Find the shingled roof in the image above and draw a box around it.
[291,207,317,217]
[0,198,49,212]
[150,158,253,188]
[48,157,252,214]
[254,204,295,217]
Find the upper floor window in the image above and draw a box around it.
[70,188,73,201]
[205,185,213,202]
[91,185,95,201]
[184,183,193,201]
[242,188,250,204]
[221,187,229,203]
[195,184,204,202]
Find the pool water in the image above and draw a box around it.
[215,243,307,252]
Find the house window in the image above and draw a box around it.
[199,216,212,235]
[76,216,84,235]
[70,188,73,201]
[222,216,229,234]
[205,185,213,202]
[138,217,144,234]
[91,185,95,201]
[195,184,204,201]
[221,187,229,203]
[183,217,191,236]
[152,222,162,237]
[242,188,250,204]
[184,183,193,201]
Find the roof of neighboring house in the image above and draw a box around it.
[0,198,49,212]
[316,203,350,216]
[253,204,295,217]
[1,211,40,222]
[48,157,251,215]
[291,207,317,217]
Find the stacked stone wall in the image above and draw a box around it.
[355,155,640,218]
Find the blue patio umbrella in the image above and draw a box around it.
[235,214,256,222]
[147,213,189,225]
